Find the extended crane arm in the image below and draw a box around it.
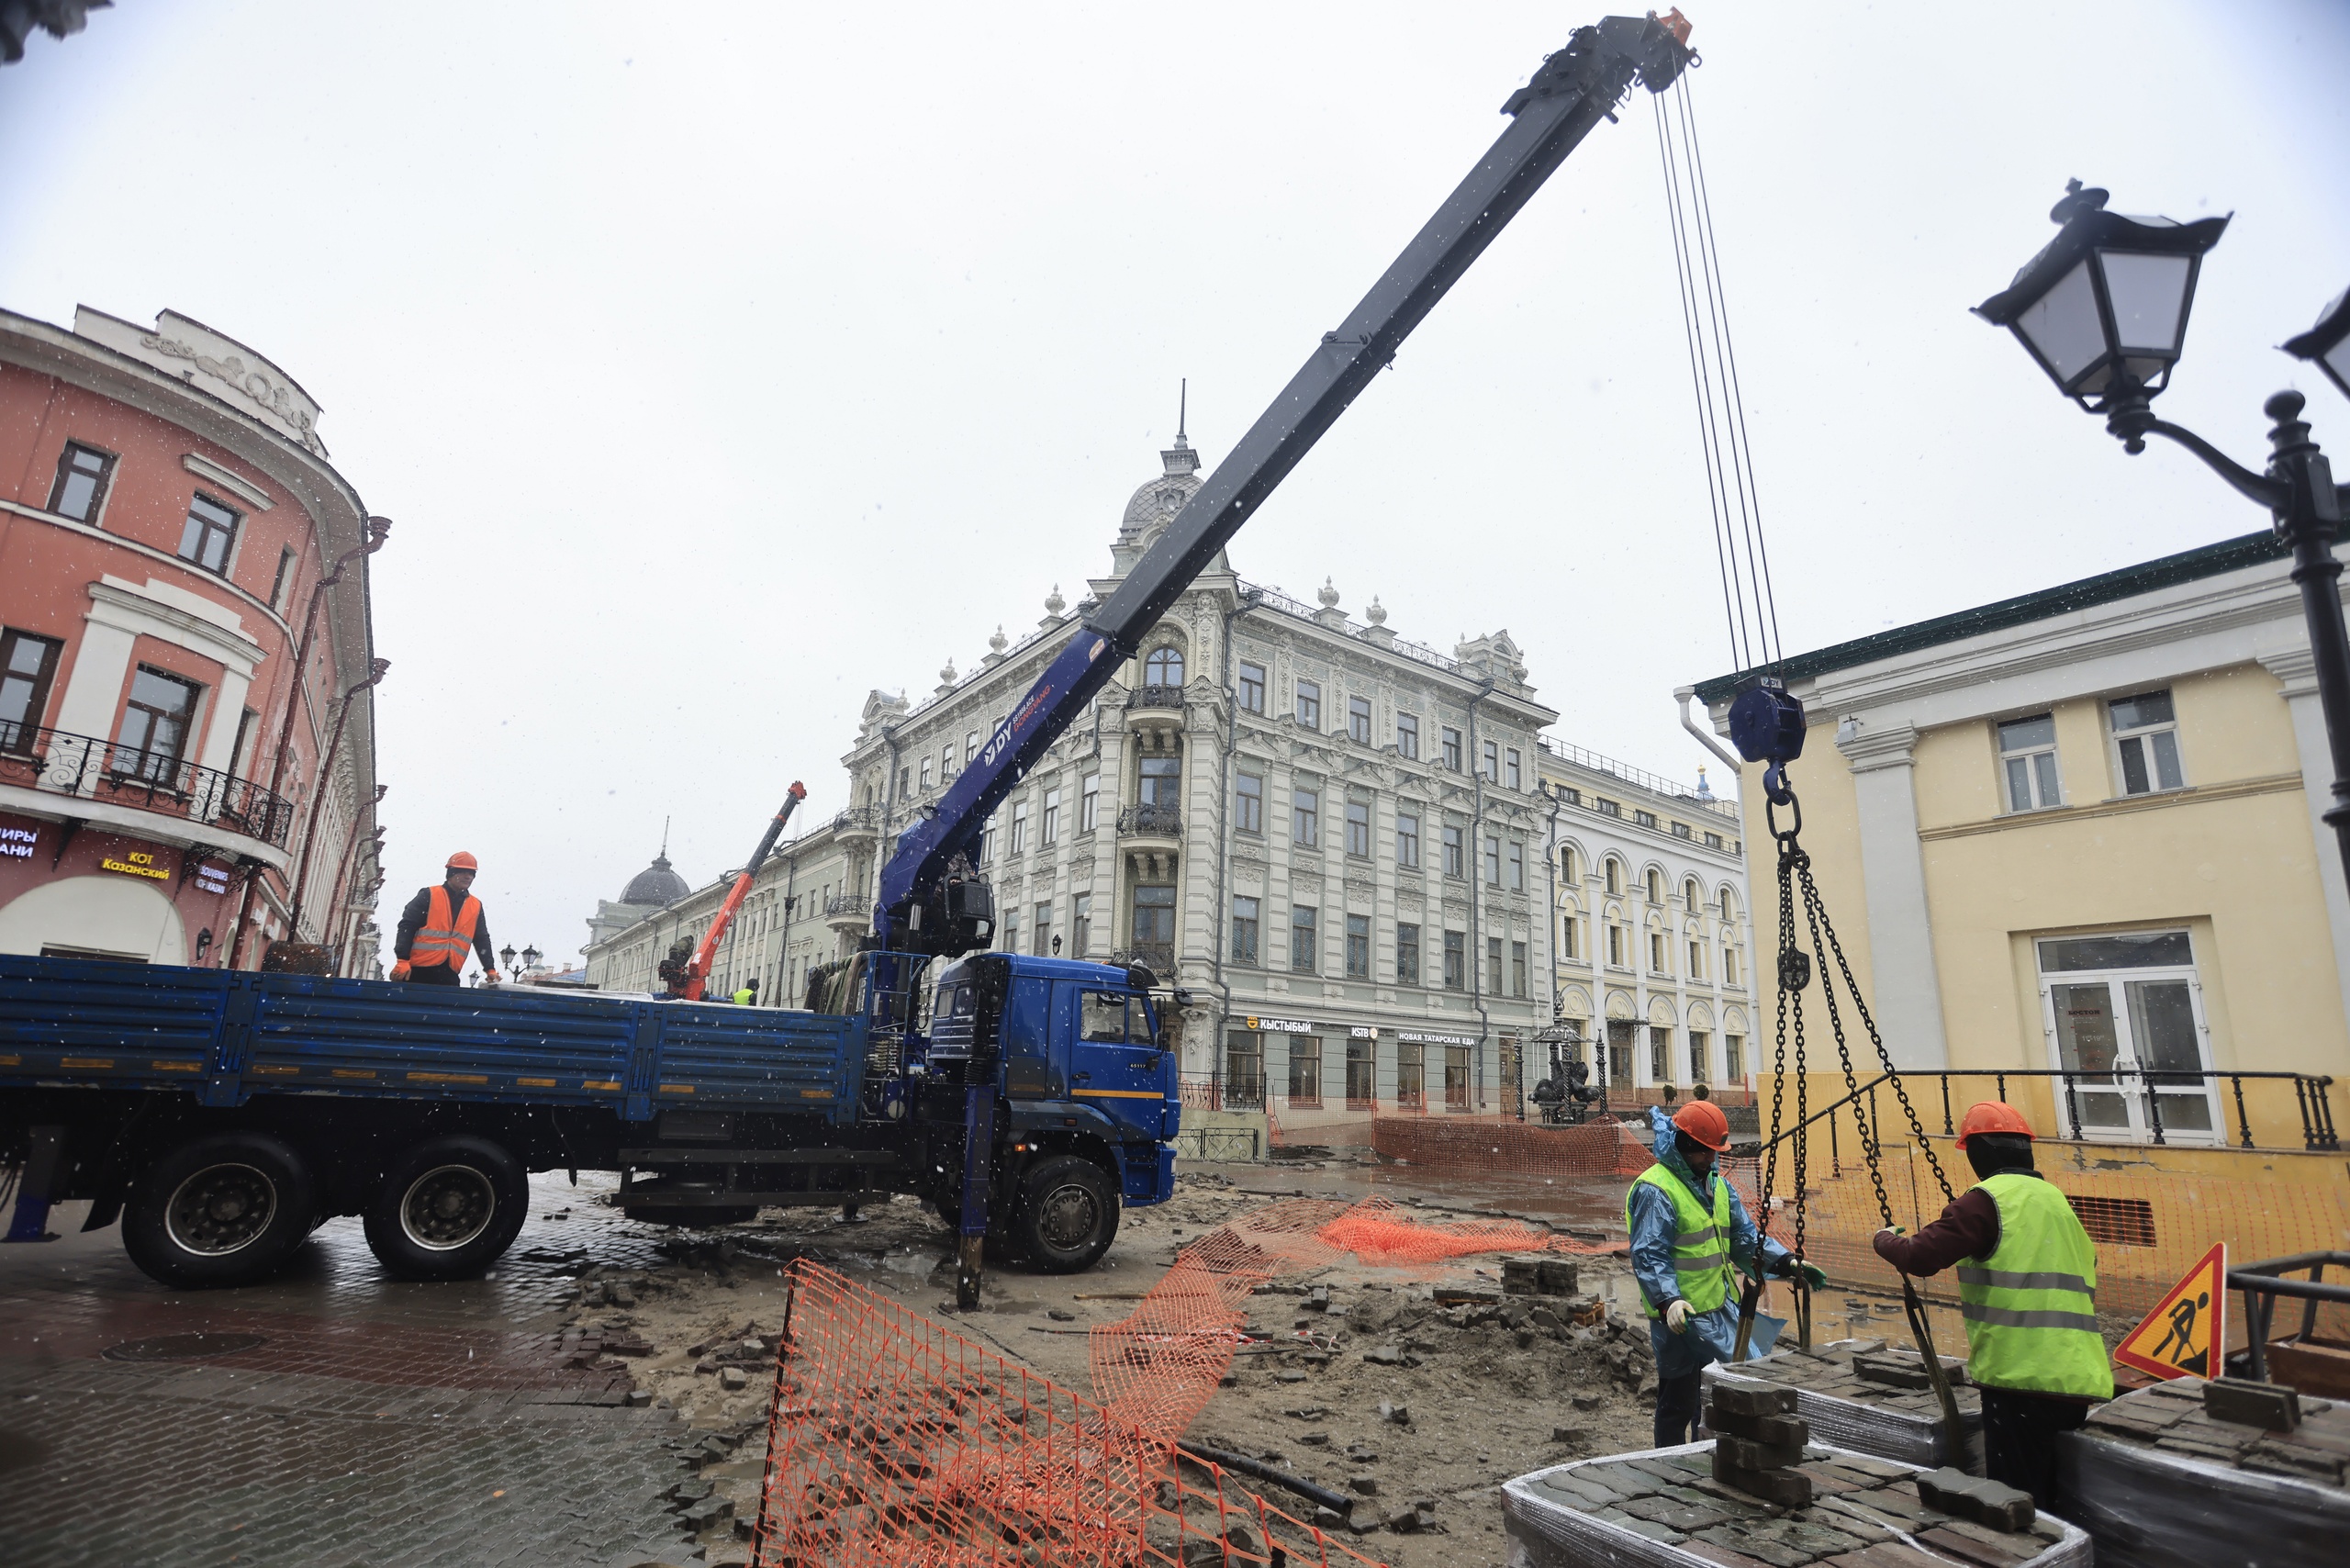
[876,11,1694,955]
[676,781,807,1000]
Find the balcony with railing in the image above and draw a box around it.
[1116,802,1182,842]
[1109,943,1176,977]
[0,722,295,849]
[1125,684,1185,712]
[829,805,882,840]
[822,891,870,931]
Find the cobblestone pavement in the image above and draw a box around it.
[0,1174,711,1568]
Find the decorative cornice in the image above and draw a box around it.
[182,453,274,511]
[1836,719,1922,772]
[2258,645,2319,699]
[1917,771,2303,843]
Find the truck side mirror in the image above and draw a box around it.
[1172,988,1195,1008]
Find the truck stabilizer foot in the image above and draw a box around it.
[956,1235,984,1311]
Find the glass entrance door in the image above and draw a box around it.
[2038,931,2219,1144]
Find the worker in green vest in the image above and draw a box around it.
[732,979,757,1006]
[1874,1102,2111,1509]
[1629,1100,1825,1446]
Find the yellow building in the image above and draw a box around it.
[1694,529,2348,1315]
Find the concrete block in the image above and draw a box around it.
[1715,1434,1806,1472]
[2203,1376,2302,1432]
[1914,1466,2032,1532]
[1708,1407,1811,1446]
[1708,1382,1799,1419]
[1348,1474,1377,1496]
[1712,1447,1812,1507]
[1502,1256,1547,1295]
[1537,1259,1581,1295]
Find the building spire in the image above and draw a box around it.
[1160,379,1199,478]
[1178,377,1188,444]
[659,814,670,859]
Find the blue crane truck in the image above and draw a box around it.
[0,12,1695,1299]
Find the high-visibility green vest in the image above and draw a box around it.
[1628,1163,1734,1316]
[733,988,755,1005]
[1957,1171,2113,1399]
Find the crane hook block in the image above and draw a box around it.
[1728,683,1807,767]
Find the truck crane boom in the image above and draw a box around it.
[665,781,806,1001]
[875,10,1695,957]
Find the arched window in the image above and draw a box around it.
[1646,868,1662,904]
[1684,877,1700,912]
[1561,846,1578,883]
[1145,646,1184,688]
[1718,887,1736,921]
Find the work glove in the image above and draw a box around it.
[481,969,500,987]
[1664,1299,1692,1335]
[1774,1255,1829,1292]
[390,960,411,980]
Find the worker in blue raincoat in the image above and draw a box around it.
[1627,1100,1826,1446]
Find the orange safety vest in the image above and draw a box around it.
[410,885,483,969]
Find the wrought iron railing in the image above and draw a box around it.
[0,722,294,846]
[830,806,881,833]
[1125,684,1184,711]
[1539,734,1737,818]
[1109,943,1176,976]
[822,893,867,919]
[1116,803,1182,838]
[1181,1070,1267,1111]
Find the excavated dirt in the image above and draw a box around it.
[544,1168,1661,1566]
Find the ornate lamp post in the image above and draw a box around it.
[1975,182,2350,881]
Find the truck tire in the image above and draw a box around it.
[363,1135,528,1281]
[1013,1155,1120,1274]
[122,1131,318,1289]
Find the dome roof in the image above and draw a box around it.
[621,852,689,907]
[1117,431,1203,545]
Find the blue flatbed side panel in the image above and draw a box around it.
[245,975,639,1107]
[645,1004,864,1124]
[0,954,230,1090]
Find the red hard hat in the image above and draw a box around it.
[1673,1099,1732,1152]
[1955,1101,2034,1149]
[445,851,479,872]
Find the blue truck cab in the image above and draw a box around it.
[0,947,1180,1289]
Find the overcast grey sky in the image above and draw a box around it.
[5,2,2347,970]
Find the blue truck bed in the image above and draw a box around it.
[0,955,866,1124]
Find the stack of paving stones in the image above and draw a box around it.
[1703,1338,1982,1469]
[1504,1440,2087,1568]
[2059,1376,2350,1568]
[1709,1383,1817,1506]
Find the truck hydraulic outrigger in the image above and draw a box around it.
[658,782,807,1002]
[856,13,1696,1305]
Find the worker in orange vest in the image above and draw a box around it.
[389,852,498,987]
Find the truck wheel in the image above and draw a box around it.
[122,1132,317,1289]
[1013,1155,1120,1274]
[363,1135,527,1281]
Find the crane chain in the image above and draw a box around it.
[1762,799,1807,1266]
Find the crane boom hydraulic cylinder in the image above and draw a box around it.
[670,782,807,1001]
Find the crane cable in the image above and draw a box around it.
[1656,69,1966,1440]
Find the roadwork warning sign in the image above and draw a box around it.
[2114,1241,2227,1381]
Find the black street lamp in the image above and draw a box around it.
[1975,181,2350,882]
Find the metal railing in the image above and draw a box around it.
[1539,734,1736,818]
[1116,802,1182,838]
[1109,943,1176,976]
[830,806,881,833]
[1238,579,1464,675]
[822,893,867,919]
[1125,685,1184,711]
[0,722,295,846]
[2229,1252,2350,1383]
[1181,1070,1267,1111]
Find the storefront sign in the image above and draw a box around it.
[0,824,34,860]
[1245,1015,1315,1034]
[195,862,232,895]
[1348,1025,1379,1039]
[1396,1029,1477,1047]
[100,850,170,882]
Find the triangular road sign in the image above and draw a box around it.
[2114,1241,2227,1381]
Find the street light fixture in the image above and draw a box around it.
[1976,180,2350,881]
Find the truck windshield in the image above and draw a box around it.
[933,981,973,1028]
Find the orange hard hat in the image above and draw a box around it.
[1955,1101,2034,1148]
[445,851,479,872]
[1673,1098,1732,1152]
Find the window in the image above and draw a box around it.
[1441,727,1463,770]
[1481,740,1498,780]
[1444,1045,1472,1111]
[1706,831,1723,850]
[1561,913,1580,960]
[1033,902,1053,956]
[269,546,297,610]
[1561,846,1578,883]
[1080,991,1133,1043]
[2037,929,2217,1142]
[2110,690,2185,795]
[1345,797,1371,857]
[1041,787,1060,845]
[1442,930,1466,991]
[1505,748,1522,790]
[899,767,911,799]
[1651,1027,1672,1082]
[229,705,258,778]
[1511,940,1528,998]
[1145,645,1184,688]
[1689,939,1707,980]
[1395,811,1420,868]
[1290,905,1318,972]
[1230,896,1260,964]
[48,442,114,522]
[1287,1036,1323,1107]
[1347,696,1371,744]
[1346,913,1371,978]
[1483,834,1501,885]
[1398,1042,1426,1110]
[178,495,241,576]
[1725,946,1741,987]
[1560,787,1582,807]
[1651,931,1668,973]
[115,666,200,780]
[0,630,63,755]
[1238,662,1266,714]
[1292,785,1320,848]
[1673,821,1694,840]
[1080,773,1099,832]
[1396,923,1421,985]
[1072,891,1092,958]
[1235,772,1263,834]
[1292,678,1323,730]
[1607,924,1626,968]
[1635,809,1657,829]
[1347,1038,1375,1107]
[1139,754,1181,807]
[1689,1030,1710,1084]
[1725,1034,1744,1081]
[1999,713,2063,812]
[1396,712,1419,760]
[1486,936,1504,992]
[1441,823,1464,879]
[999,913,1018,953]
[1719,888,1736,921]
[942,742,955,779]
[966,730,979,764]
[1595,797,1621,818]
[1505,839,1524,891]
[920,756,934,791]
[1684,879,1701,912]
[1131,884,1176,952]
[1010,799,1029,855]
[1647,868,1662,903]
